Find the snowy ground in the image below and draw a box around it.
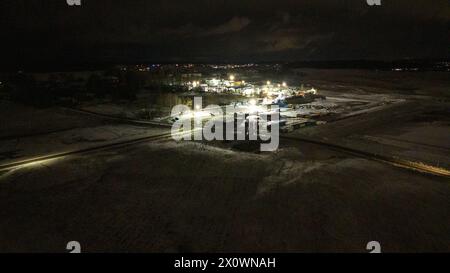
[287,99,450,170]
[0,69,449,252]
[0,100,101,139]
[0,124,166,164]
[0,139,448,252]
[0,101,168,164]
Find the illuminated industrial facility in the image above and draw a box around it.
[186,76,319,105]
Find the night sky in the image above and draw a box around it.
[1,0,449,65]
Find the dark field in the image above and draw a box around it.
[0,69,449,253]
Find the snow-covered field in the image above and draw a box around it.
[0,69,449,252]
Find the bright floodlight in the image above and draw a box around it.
[229,75,235,81]
[282,82,287,87]
[267,81,271,85]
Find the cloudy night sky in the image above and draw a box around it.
[0,0,449,65]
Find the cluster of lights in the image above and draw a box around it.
[228,75,246,85]
[267,81,287,87]
[187,76,294,100]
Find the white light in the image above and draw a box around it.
[229,75,235,81]
[267,81,271,85]
[282,82,287,87]
[249,99,257,106]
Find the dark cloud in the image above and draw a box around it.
[163,16,251,38]
[205,17,251,36]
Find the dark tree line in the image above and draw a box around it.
[4,69,146,107]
